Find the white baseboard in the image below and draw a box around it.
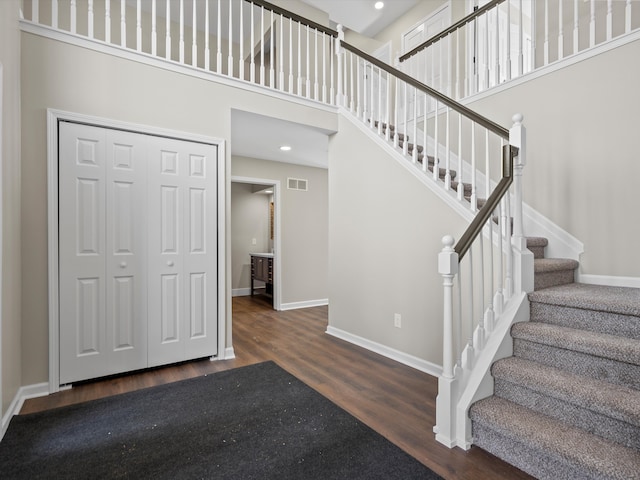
[1,382,50,441]
[232,288,251,297]
[223,347,236,359]
[280,299,328,311]
[325,326,442,377]
[578,274,640,289]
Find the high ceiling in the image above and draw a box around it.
[300,0,420,37]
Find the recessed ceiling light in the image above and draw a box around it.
[280,145,292,151]
[375,1,384,10]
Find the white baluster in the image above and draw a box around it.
[558,0,564,61]
[260,7,265,85]
[120,0,126,47]
[485,212,496,333]
[105,0,110,43]
[483,12,489,91]
[192,0,198,67]
[279,14,285,90]
[136,0,142,52]
[590,0,596,48]
[444,107,451,188]
[506,0,512,80]
[378,66,383,135]
[606,0,613,41]
[322,32,327,102]
[412,87,417,163]
[217,0,222,73]
[351,52,356,113]
[626,0,632,34]
[517,0,523,77]
[166,0,171,60]
[270,10,275,87]
[88,0,94,39]
[494,7,500,85]
[32,0,39,23]
[543,0,549,65]
[503,194,513,299]
[313,29,319,99]
[474,236,486,351]
[70,0,76,34]
[52,0,58,28]
[456,29,461,99]
[362,60,368,121]
[457,115,463,200]
[297,23,302,94]
[305,26,310,98]
[335,25,344,107]
[402,82,408,156]
[179,0,185,64]
[470,123,477,211]
[228,0,234,76]
[386,72,392,141]
[573,0,579,55]
[205,0,211,71]
[151,0,157,56]
[432,98,438,180]
[495,199,505,315]
[330,32,335,105]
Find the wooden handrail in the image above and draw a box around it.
[340,40,509,139]
[454,145,517,260]
[399,0,505,62]
[247,0,339,37]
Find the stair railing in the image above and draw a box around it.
[20,0,339,105]
[335,31,531,450]
[399,0,639,101]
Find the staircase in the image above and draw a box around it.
[470,238,640,480]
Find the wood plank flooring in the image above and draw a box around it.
[21,295,533,480]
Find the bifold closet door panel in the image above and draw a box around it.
[59,122,148,384]
[147,136,218,367]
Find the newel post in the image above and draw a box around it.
[335,25,345,107]
[509,114,534,294]
[434,235,459,447]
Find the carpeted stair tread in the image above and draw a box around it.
[526,237,548,259]
[529,282,640,317]
[511,322,640,367]
[492,357,640,429]
[534,257,579,273]
[470,396,640,480]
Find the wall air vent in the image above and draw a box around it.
[287,177,308,191]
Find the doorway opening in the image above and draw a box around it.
[230,176,281,311]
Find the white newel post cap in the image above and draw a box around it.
[438,235,458,276]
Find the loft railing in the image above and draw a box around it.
[22,0,531,451]
[21,0,339,104]
[399,0,640,100]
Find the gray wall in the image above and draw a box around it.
[1,0,22,418]
[232,156,329,307]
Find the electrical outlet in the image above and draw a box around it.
[251,238,257,245]
[394,313,401,328]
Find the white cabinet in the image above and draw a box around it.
[58,122,218,384]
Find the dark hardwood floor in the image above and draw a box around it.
[21,295,533,480]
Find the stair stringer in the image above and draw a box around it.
[453,292,530,450]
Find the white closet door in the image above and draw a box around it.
[147,136,218,367]
[59,123,148,384]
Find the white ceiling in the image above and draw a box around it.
[300,0,420,37]
[231,110,335,169]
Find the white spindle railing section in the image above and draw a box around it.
[436,114,530,449]
[400,0,640,101]
[21,0,338,104]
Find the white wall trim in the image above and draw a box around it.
[20,21,337,117]
[223,347,236,360]
[578,274,640,289]
[231,176,282,311]
[522,203,584,261]
[0,62,4,425]
[326,326,442,378]
[47,109,227,393]
[1,383,49,441]
[232,288,251,297]
[280,299,328,311]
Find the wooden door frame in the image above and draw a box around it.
[47,109,227,393]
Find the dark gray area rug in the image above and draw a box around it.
[0,361,441,479]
